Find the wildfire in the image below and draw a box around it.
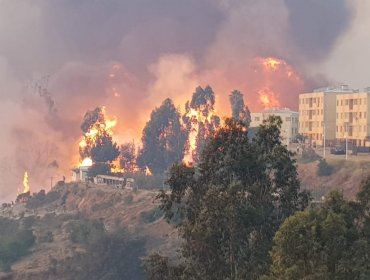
[78,107,117,168]
[258,88,281,109]
[185,108,216,157]
[80,157,93,167]
[22,171,30,194]
[182,88,220,164]
[254,56,303,109]
[262,57,282,70]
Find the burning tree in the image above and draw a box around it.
[79,107,120,174]
[182,86,220,163]
[229,90,251,127]
[137,98,187,175]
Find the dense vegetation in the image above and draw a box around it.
[145,117,310,279]
[264,178,370,279]
[54,219,146,280]
[0,218,35,272]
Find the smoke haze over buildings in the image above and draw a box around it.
[0,0,367,200]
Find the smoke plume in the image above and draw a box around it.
[0,0,363,201]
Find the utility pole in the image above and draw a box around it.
[345,122,348,161]
[50,176,54,190]
[323,122,326,159]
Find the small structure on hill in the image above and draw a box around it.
[94,174,125,188]
[71,166,90,182]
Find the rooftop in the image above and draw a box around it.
[253,107,298,114]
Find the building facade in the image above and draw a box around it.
[299,86,370,147]
[250,108,299,144]
[336,91,370,147]
[299,86,356,146]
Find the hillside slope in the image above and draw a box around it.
[0,182,177,280]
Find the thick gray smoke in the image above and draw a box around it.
[0,0,363,201]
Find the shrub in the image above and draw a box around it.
[0,218,35,272]
[317,158,334,176]
[38,231,54,243]
[66,219,105,244]
[140,208,163,224]
[300,146,320,163]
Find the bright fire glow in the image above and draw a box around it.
[255,56,302,109]
[22,171,30,194]
[78,107,117,168]
[262,57,282,70]
[80,157,93,167]
[258,88,281,109]
[183,107,218,163]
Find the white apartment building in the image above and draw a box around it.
[250,108,299,144]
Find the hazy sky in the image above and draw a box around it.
[0,0,368,200]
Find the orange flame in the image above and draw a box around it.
[183,108,218,163]
[22,171,30,194]
[258,88,281,109]
[78,107,117,168]
[262,57,282,70]
[254,56,302,109]
[80,157,93,167]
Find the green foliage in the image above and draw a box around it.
[127,172,166,190]
[26,189,61,209]
[148,116,309,280]
[91,201,112,212]
[143,253,185,280]
[66,219,105,245]
[0,218,35,272]
[54,227,146,280]
[140,208,163,224]
[265,186,370,280]
[300,146,320,163]
[317,158,334,176]
[38,231,54,243]
[138,98,187,175]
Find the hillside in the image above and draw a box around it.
[297,158,370,199]
[1,158,370,279]
[0,182,178,280]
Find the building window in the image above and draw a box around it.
[255,117,260,121]
[360,112,362,118]
[285,117,291,122]
[345,100,349,105]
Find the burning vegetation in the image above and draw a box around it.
[16,171,31,203]
[182,86,220,163]
[73,84,255,177]
[254,57,303,109]
[78,107,120,174]
[68,56,303,179]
